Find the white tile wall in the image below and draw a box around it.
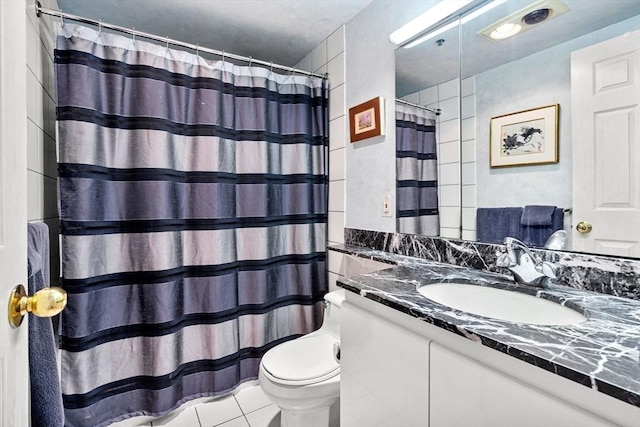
[328,83,345,121]
[310,40,327,73]
[297,25,346,292]
[461,162,476,186]
[328,149,346,181]
[326,28,344,62]
[439,163,461,186]
[439,141,460,164]
[329,115,346,150]
[439,186,460,208]
[419,86,438,105]
[461,77,477,238]
[439,118,460,144]
[401,75,478,240]
[328,180,345,212]
[438,97,460,122]
[26,0,60,285]
[439,78,459,100]
[327,52,345,87]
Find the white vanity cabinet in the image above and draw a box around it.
[340,293,640,427]
[341,296,430,427]
[430,343,622,427]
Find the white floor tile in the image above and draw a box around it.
[151,407,201,427]
[108,416,154,427]
[244,404,280,427]
[216,416,251,427]
[234,386,273,414]
[196,395,243,427]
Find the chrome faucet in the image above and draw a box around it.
[496,237,558,287]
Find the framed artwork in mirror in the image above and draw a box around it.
[490,104,559,168]
[349,96,385,143]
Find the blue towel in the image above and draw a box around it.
[28,222,64,427]
[521,205,557,226]
[476,207,523,244]
[520,208,565,247]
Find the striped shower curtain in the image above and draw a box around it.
[55,24,328,427]
[396,101,439,235]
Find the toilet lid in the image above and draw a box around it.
[261,334,340,385]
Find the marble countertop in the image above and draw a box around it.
[330,244,640,408]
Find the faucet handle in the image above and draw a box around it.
[540,261,558,279]
[496,252,513,268]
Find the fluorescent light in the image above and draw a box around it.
[389,0,474,46]
[460,0,506,23]
[402,21,459,49]
[400,0,508,49]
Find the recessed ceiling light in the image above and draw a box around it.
[490,23,522,39]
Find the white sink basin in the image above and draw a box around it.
[417,283,586,325]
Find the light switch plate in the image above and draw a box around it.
[382,194,392,217]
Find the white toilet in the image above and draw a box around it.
[259,289,345,427]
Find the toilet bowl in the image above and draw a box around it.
[259,290,345,427]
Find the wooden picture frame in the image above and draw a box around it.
[349,97,385,143]
[490,104,559,168]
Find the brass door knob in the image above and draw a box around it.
[7,284,67,328]
[576,221,593,234]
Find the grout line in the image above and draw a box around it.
[194,405,203,427]
[230,393,254,427]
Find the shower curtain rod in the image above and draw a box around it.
[35,1,328,80]
[396,98,441,116]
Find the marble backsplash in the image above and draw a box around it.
[344,228,640,301]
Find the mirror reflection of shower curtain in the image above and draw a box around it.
[55,24,328,427]
[396,101,439,235]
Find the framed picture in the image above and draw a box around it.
[490,104,559,168]
[349,97,385,143]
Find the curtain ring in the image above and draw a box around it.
[222,50,225,62]
[248,56,253,67]
[195,44,199,57]
[131,28,136,44]
[165,36,169,51]
[59,11,64,27]
[98,20,102,36]
[270,61,274,73]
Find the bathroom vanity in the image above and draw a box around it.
[332,246,640,427]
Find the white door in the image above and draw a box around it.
[571,30,640,256]
[0,0,29,425]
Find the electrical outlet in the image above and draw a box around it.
[382,194,392,217]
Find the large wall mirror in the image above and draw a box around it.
[395,0,640,257]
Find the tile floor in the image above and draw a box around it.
[109,383,280,427]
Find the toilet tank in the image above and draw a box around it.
[322,255,393,339]
[322,290,346,339]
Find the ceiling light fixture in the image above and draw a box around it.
[389,0,475,46]
[400,0,508,49]
[490,23,522,39]
[478,0,569,42]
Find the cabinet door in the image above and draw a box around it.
[341,301,430,427]
[430,343,619,427]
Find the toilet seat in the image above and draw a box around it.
[261,333,340,386]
